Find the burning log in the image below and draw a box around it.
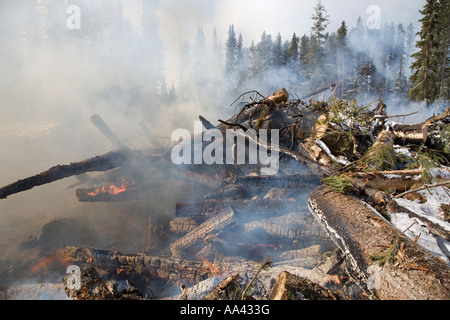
[76,179,137,202]
[0,149,148,199]
[64,246,213,284]
[269,271,344,300]
[308,186,450,300]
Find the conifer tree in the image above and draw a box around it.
[225,24,238,78]
[436,0,449,100]
[409,0,443,104]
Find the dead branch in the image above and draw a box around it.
[394,181,450,199]
[91,114,125,148]
[0,149,148,199]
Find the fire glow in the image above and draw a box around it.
[87,179,130,197]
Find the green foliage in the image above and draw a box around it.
[323,175,353,194]
[369,241,401,266]
[359,143,398,172]
[406,146,446,183]
[409,0,449,104]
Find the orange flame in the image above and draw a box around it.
[200,256,223,277]
[87,179,130,197]
[116,268,125,275]
[31,249,68,273]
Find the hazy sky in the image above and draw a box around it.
[145,0,426,82]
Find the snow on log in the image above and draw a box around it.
[308,185,450,300]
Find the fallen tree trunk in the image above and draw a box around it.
[308,186,450,300]
[0,149,148,199]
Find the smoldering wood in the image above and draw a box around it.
[91,114,125,149]
[269,271,344,300]
[64,246,213,284]
[203,174,322,200]
[170,217,198,235]
[169,206,235,258]
[224,173,321,189]
[242,211,332,243]
[76,187,138,202]
[308,186,450,300]
[0,149,148,199]
[62,266,145,300]
[202,274,240,300]
[175,198,299,220]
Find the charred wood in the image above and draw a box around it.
[175,198,298,220]
[76,187,138,202]
[269,271,344,300]
[62,266,144,300]
[170,206,235,258]
[202,274,240,300]
[64,246,212,284]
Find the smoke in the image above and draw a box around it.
[0,0,440,295]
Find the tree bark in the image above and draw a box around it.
[308,186,450,300]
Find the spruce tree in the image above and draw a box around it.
[409,0,442,104]
[436,0,449,100]
[311,0,329,48]
[225,24,238,78]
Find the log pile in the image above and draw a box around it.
[1,88,449,300]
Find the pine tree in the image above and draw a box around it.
[409,0,442,104]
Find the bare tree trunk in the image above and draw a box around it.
[308,186,450,300]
